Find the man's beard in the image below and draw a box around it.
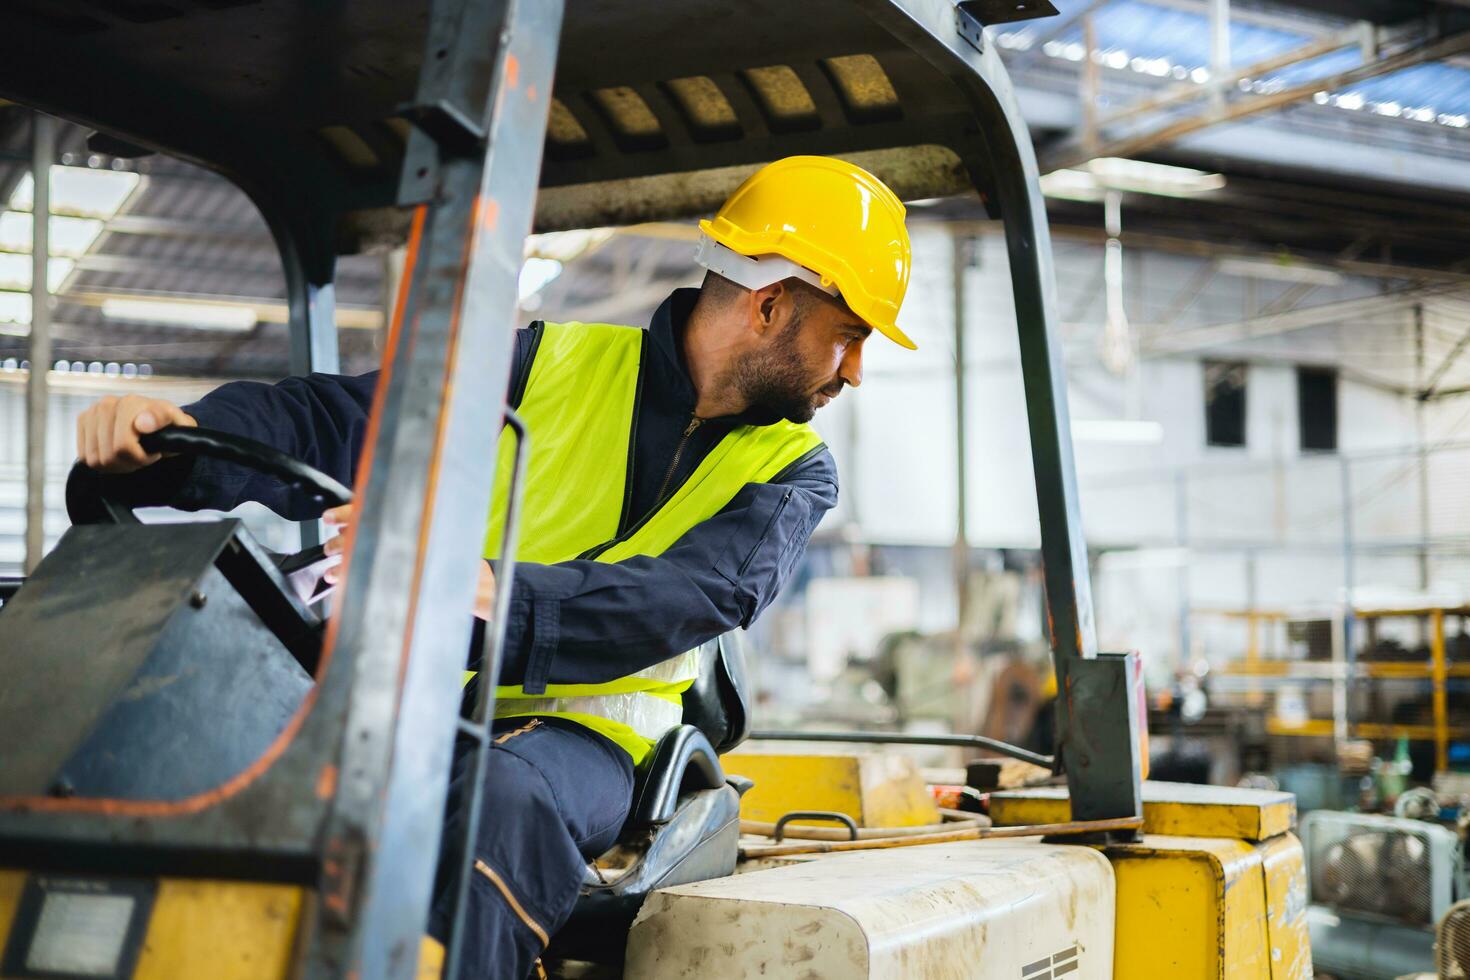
[724,319,836,423]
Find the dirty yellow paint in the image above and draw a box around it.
[722,751,939,828]
[628,841,1115,979]
[133,880,303,979]
[1259,834,1314,979]
[418,935,445,979]
[1107,835,1271,979]
[0,870,302,980]
[990,781,1295,842]
[0,869,24,953]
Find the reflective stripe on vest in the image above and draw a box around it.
[504,693,683,742]
[479,321,824,762]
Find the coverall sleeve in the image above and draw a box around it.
[488,449,838,694]
[73,326,541,520]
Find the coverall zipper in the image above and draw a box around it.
[577,415,705,560]
[652,416,703,508]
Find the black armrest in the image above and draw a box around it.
[631,725,726,827]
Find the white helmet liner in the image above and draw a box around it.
[693,232,840,299]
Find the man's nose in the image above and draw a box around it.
[839,342,864,389]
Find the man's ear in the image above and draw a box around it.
[750,282,786,337]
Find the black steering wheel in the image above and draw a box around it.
[102,426,353,521]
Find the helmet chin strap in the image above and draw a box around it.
[694,233,840,299]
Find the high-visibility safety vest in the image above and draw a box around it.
[476,321,825,764]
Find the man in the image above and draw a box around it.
[72,155,914,978]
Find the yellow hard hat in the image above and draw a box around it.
[698,156,915,349]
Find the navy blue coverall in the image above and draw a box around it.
[100,288,839,978]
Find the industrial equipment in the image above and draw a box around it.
[1303,808,1469,979]
[0,0,1311,977]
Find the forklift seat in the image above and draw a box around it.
[548,631,754,964]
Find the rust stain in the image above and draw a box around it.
[527,84,537,102]
[505,53,520,89]
[479,197,499,232]
[316,764,339,800]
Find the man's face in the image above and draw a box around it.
[730,285,871,423]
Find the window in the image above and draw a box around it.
[1297,366,1338,452]
[1204,360,1247,448]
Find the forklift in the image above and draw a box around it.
[0,1,1313,977]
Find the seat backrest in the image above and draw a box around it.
[681,631,751,755]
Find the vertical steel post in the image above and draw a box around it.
[302,0,565,975]
[1414,303,1431,591]
[982,100,1142,827]
[293,280,339,376]
[288,277,338,549]
[1339,453,1356,743]
[1175,469,1190,671]
[879,0,1144,824]
[24,112,54,575]
[1431,608,1448,774]
[1080,15,1100,157]
[952,231,970,639]
[1210,0,1231,110]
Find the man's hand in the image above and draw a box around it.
[76,395,197,473]
[322,504,497,617]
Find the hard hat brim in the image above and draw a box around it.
[698,218,918,350]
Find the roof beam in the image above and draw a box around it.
[1125,0,1349,35]
[1141,283,1468,354]
[59,288,384,330]
[1040,26,1470,172]
[1045,222,1470,285]
[103,213,269,243]
[1098,25,1361,130]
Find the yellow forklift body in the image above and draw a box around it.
[722,751,940,829]
[990,782,1312,979]
[0,869,303,979]
[990,781,1296,841]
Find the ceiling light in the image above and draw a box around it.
[102,297,258,330]
[1218,256,1343,286]
[518,257,563,302]
[1039,169,1107,203]
[525,228,614,263]
[1071,419,1164,444]
[1087,158,1226,196]
[1041,158,1225,201]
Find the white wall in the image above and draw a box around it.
[819,225,1457,552]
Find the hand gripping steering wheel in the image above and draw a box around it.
[92,426,354,525]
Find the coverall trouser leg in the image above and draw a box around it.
[428,716,635,980]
